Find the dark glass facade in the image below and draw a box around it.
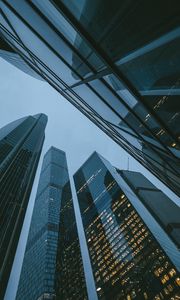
[74,152,180,300]
[119,170,180,249]
[0,0,179,195]
[0,113,47,299]
[16,147,68,300]
[16,147,87,300]
[55,181,88,300]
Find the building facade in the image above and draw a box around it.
[16,147,87,300]
[74,152,180,300]
[0,113,47,299]
[0,0,179,195]
[55,181,88,300]
[119,170,180,249]
[16,147,68,300]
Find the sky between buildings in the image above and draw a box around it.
[0,58,179,300]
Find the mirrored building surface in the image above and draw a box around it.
[16,147,68,300]
[55,181,88,300]
[0,113,47,299]
[0,35,43,79]
[0,0,179,195]
[119,170,180,249]
[74,152,180,300]
[16,147,87,300]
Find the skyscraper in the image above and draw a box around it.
[0,113,47,299]
[74,152,180,300]
[55,181,88,300]
[119,170,180,249]
[0,0,179,195]
[16,147,87,300]
[16,147,67,300]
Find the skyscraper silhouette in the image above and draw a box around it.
[0,113,47,299]
[16,147,87,300]
[74,152,180,299]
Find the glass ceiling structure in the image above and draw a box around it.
[0,0,179,195]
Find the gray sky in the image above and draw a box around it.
[0,58,179,300]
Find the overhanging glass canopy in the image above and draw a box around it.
[0,0,179,195]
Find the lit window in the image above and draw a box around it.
[175,277,180,286]
[144,292,148,299]
[169,268,176,277]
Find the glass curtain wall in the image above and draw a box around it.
[0,113,47,299]
[74,152,180,300]
[0,0,179,195]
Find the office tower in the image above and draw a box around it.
[0,1,179,196]
[16,147,67,300]
[119,170,180,249]
[0,113,47,299]
[55,181,88,300]
[74,152,180,300]
[16,147,87,300]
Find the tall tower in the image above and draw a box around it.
[0,113,47,299]
[55,180,88,300]
[74,152,180,300]
[16,147,68,300]
[16,147,87,300]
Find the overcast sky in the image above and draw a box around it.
[0,58,179,300]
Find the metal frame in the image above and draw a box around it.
[0,0,179,196]
[51,0,179,145]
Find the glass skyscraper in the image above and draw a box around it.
[0,113,47,299]
[74,152,180,300]
[16,147,68,299]
[16,147,87,300]
[0,0,179,195]
[118,170,180,249]
[55,181,88,300]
